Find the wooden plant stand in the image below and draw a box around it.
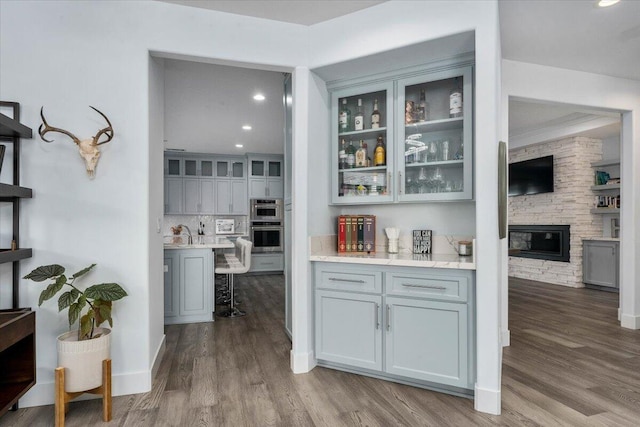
[54,359,112,426]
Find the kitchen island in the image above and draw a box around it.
[310,250,476,398]
[164,236,234,324]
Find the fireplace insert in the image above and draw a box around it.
[509,225,570,262]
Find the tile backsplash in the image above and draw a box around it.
[164,215,249,236]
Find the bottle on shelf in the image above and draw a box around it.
[355,140,367,167]
[354,98,364,131]
[371,99,381,129]
[449,78,463,118]
[374,135,386,166]
[339,98,351,132]
[339,138,347,169]
[346,139,356,168]
[418,89,429,122]
[365,143,372,167]
[454,139,464,160]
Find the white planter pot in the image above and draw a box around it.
[57,327,111,392]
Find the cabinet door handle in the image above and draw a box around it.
[375,303,380,329]
[386,304,391,331]
[402,283,447,290]
[398,171,403,194]
[328,277,366,284]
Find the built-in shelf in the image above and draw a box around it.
[591,159,620,168]
[339,165,386,173]
[591,184,620,191]
[590,208,620,214]
[405,116,464,133]
[0,248,33,264]
[0,113,32,139]
[0,183,33,199]
[338,127,387,138]
[405,159,464,169]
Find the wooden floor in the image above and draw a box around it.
[2,275,640,426]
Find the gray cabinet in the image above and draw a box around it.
[249,253,284,272]
[215,179,248,215]
[313,262,475,394]
[164,249,213,325]
[583,240,619,289]
[216,157,246,179]
[248,155,284,199]
[183,178,215,214]
[184,158,214,178]
[329,64,473,204]
[164,177,183,214]
[315,290,383,370]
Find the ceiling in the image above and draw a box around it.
[157,0,636,153]
[157,0,386,25]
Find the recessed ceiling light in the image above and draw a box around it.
[253,94,266,101]
[598,0,620,7]
[235,144,243,148]
[242,125,252,130]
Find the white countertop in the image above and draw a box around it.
[310,251,476,270]
[164,236,235,249]
[583,237,620,242]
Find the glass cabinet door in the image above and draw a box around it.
[331,81,394,204]
[396,66,473,201]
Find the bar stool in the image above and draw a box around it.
[216,238,252,318]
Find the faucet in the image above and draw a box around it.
[177,224,193,244]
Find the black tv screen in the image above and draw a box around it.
[509,155,554,196]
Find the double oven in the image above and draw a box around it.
[250,199,283,253]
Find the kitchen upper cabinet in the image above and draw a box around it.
[164,177,183,214]
[165,156,183,176]
[248,155,284,199]
[216,157,246,179]
[215,179,248,215]
[329,64,473,204]
[184,158,214,178]
[183,178,215,214]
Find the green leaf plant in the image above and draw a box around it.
[24,264,127,340]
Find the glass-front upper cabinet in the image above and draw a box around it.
[396,66,473,201]
[331,81,394,204]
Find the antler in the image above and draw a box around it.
[39,107,81,144]
[90,106,114,145]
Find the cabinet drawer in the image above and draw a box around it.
[250,254,284,272]
[316,267,382,293]
[385,272,468,302]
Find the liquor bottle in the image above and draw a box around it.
[371,99,381,129]
[449,78,463,118]
[374,136,386,166]
[354,98,364,131]
[355,140,367,167]
[339,98,351,132]
[418,89,429,121]
[363,142,371,167]
[339,138,347,169]
[345,140,356,168]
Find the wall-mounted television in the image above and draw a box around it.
[509,155,554,196]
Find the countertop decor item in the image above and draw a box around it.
[385,227,399,254]
[413,230,432,254]
[38,106,114,178]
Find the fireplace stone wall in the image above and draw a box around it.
[509,137,603,287]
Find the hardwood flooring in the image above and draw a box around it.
[2,275,639,426]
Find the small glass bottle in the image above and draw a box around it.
[371,99,381,129]
[418,89,429,121]
[449,78,463,118]
[339,98,351,132]
[339,138,347,169]
[355,140,367,167]
[354,98,364,131]
[374,136,386,166]
[345,140,356,168]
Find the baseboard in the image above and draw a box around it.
[290,349,316,373]
[501,329,511,347]
[19,369,152,408]
[474,384,501,415]
[621,313,640,330]
[151,335,167,379]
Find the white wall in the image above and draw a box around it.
[502,60,640,335]
[0,0,307,407]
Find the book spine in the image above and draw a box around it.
[364,216,375,253]
[345,216,352,252]
[338,216,346,253]
[357,216,364,252]
[351,216,358,253]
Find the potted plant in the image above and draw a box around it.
[24,263,127,392]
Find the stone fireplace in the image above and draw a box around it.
[509,225,570,262]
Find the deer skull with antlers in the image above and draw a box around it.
[39,106,114,178]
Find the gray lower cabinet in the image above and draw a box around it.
[583,240,619,288]
[249,253,284,272]
[164,249,213,324]
[314,262,475,394]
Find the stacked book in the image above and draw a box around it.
[338,215,376,253]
